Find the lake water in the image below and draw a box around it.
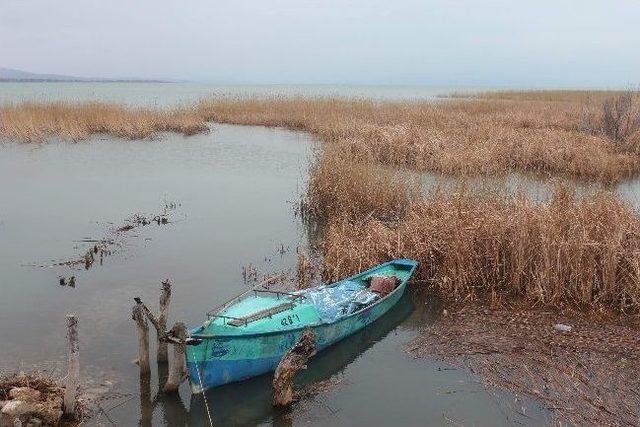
[0,121,549,425]
[0,82,486,107]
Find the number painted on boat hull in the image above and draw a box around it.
[280,314,300,327]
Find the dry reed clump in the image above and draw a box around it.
[303,144,418,222]
[0,102,207,142]
[295,249,315,290]
[322,187,640,313]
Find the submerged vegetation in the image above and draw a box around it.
[407,306,640,426]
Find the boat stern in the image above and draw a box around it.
[185,333,285,393]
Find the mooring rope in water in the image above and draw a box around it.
[191,353,214,427]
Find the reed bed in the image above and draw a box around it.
[321,186,640,313]
[2,90,640,181]
[448,89,633,103]
[196,95,640,182]
[0,102,206,142]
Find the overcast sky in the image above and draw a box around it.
[1,0,638,87]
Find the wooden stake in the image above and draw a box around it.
[63,315,79,417]
[163,322,188,393]
[132,303,150,375]
[273,328,316,407]
[157,280,171,363]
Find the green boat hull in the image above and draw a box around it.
[187,258,418,393]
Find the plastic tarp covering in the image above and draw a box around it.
[300,280,379,323]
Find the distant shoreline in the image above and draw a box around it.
[0,79,171,83]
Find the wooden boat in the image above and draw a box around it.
[185,258,418,393]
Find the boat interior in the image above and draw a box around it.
[193,260,416,336]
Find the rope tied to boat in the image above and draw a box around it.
[191,352,215,427]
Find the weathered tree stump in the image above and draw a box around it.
[163,322,188,393]
[273,328,316,407]
[134,280,172,364]
[157,280,172,363]
[132,303,150,376]
[63,315,79,418]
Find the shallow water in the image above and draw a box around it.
[408,168,640,208]
[0,124,551,425]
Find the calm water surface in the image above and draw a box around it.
[0,82,491,107]
[0,124,550,426]
[408,168,640,208]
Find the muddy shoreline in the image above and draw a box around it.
[407,304,640,425]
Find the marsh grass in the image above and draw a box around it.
[0,102,206,142]
[200,91,640,311]
[196,95,640,182]
[3,91,640,181]
[450,89,632,103]
[305,143,640,313]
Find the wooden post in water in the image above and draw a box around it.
[63,315,79,418]
[273,328,316,407]
[163,322,188,393]
[132,303,151,376]
[157,280,172,363]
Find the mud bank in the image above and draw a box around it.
[407,306,640,425]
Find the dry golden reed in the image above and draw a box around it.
[304,143,418,222]
[195,94,640,182]
[448,89,631,103]
[0,102,206,142]
[321,186,640,313]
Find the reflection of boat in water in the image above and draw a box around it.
[188,289,415,426]
[186,259,418,393]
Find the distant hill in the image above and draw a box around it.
[0,67,168,82]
